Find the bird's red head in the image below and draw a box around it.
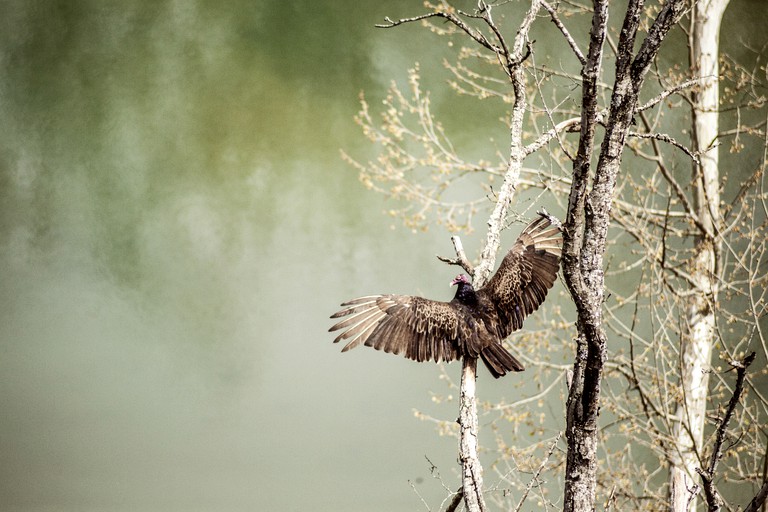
[450,274,471,287]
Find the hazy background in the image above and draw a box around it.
[1,1,766,511]
[0,2,498,510]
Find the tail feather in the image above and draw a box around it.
[480,343,524,378]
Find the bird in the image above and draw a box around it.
[329,213,563,378]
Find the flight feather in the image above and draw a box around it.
[329,213,563,378]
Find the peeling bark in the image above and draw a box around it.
[669,2,728,510]
[457,358,486,512]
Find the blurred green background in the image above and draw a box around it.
[1,1,766,511]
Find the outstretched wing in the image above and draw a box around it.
[480,213,562,338]
[329,295,471,363]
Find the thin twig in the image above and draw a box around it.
[377,12,498,54]
[513,432,562,512]
[540,0,586,65]
[523,116,585,157]
[628,130,701,165]
[696,352,757,512]
[636,78,701,112]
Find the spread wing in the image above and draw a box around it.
[480,213,562,338]
[329,295,472,363]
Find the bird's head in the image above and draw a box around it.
[450,274,471,287]
[450,274,476,304]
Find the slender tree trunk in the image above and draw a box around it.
[669,1,728,510]
[458,358,486,511]
[455,4,540,510]
[457,39,529,512]
[378,4,543,510]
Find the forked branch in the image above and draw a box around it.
[695,352,757,512]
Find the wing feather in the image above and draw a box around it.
[329,295,466,363]
[480,213,563,338]
[340,315,383,352]
[335,310,387,349]
[329,306,385,332]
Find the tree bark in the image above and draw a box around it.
[669,1,728,510]
[562,1,687,510]
[561,2,609,510]
[458,358,486,512]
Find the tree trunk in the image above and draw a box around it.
[669,1,728,510]
[562,1,687,510]
[458,358,486,512]
[455,4,540,509]
[561,2,609,509]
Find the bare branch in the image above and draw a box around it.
[458,357,487,512]
[743,480,768,512]
[540,0,586,65]
[627,130,700,165]
[444,487,464,512]
[377,10,498,54]
[523,116,586,157]
[437,235,475,277]
[513,432,562,512]
[696,352,757,512]
[633,110,712,237]
[636,78,701,113]
[630,0,688,80]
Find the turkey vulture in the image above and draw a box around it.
[329,213,562,378]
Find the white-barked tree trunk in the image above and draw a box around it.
[669,1,728,510]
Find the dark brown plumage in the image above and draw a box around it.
[329,213,562,378]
